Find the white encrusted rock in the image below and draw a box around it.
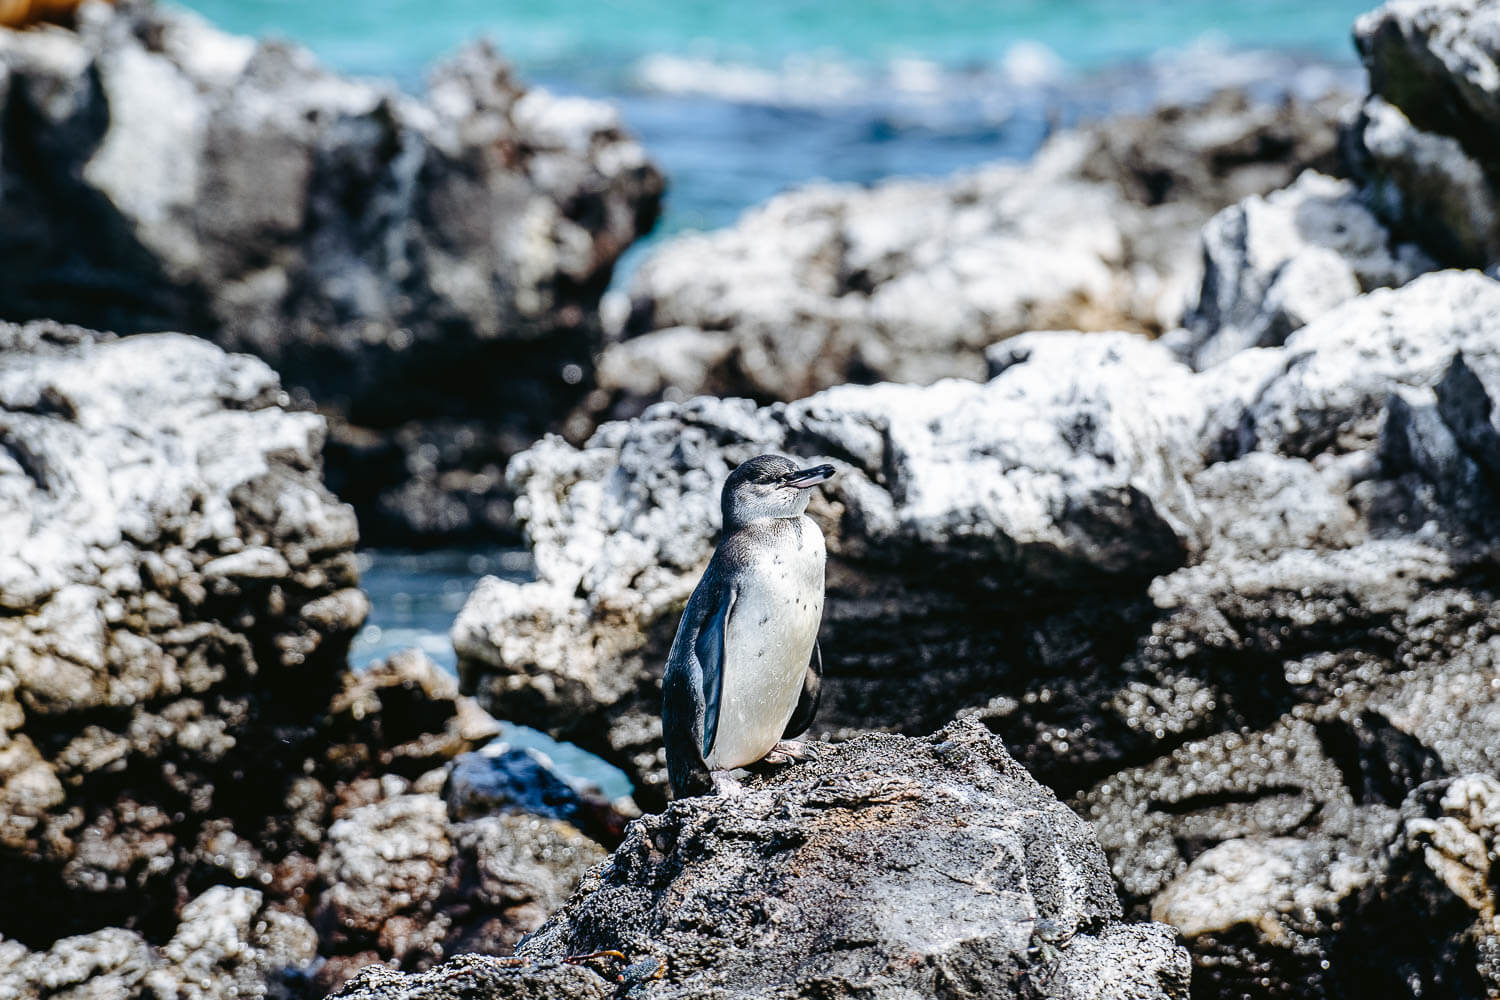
[1180,171,1433,368]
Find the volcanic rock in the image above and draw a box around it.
[445,743,633,845]
[580,88,1348,429]
[0,321,500,997]
[0,884,318,1000]
[1176,170,1432,368]
[454,270,1500,994]
[309,790,607,995]
[0,0,663,544]
[1345,0,1500,268]
[331,722,1190,1000]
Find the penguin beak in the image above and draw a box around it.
[783,464,836,489]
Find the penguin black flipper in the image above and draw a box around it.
[783,639,823,739]
[695,585,736,759]
[662,572,736,798]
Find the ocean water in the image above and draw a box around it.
[179,0,1371,255]
[176,0,1374,78]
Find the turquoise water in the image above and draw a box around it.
[178,1,1371,247]
[179,1,1369,81]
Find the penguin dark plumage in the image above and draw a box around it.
[661,455,834,798]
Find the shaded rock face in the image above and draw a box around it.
[0,0,663,544]
[0,323,507,998]
[1330,774,1500,997]
[580,88,1346,430]
[454,270,1500,993]
[1132,770,1500,999]
[1344,0,1500,268]
[0,884,318,1000]
[332,722,1190,1000]
[309,790,606,996]
[327,648,501,778]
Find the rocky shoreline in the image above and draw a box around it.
[581,87,1351,432]
[0,322,615,997]
[3,0,1500,997]
[0,0,663,546]
[1,0,1358,547]
[449,1,1500,996]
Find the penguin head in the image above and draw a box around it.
[721,454,836,530]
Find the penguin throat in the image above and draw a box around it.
[723,490,811,531]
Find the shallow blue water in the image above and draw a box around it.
[349,548,526,671]
[351,549,634,800]
[178,1,1371,258]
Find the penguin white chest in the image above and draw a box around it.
[706,517,825,770]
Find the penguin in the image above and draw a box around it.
[661,454,835,798]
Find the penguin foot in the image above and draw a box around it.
[754,741,818,767]
[710,771,746,797]
[767,740,818,763]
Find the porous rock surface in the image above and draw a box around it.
[456,269,1500,995]
[330,955,615,1000]
[0,321,510,996]
[1344,0,1500,268]
[331,722,1191,1000]
[0,0,663,544]
[310,789,606,995]
[0,320,364,936]
[0,884,318,1000]
[581,88,1346,428]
